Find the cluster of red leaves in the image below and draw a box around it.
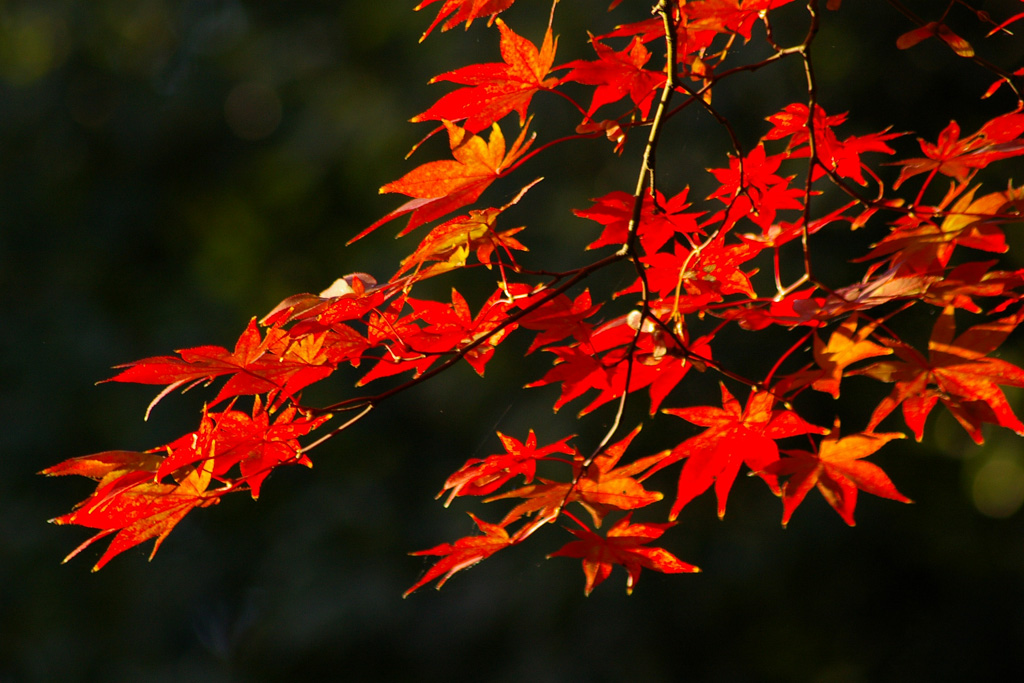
[46,0,1024,595]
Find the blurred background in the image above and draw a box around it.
[2,0,1024,680]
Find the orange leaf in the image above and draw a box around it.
[403,513,513,596]
[486,425,664,528]
[767,422,910,526]
[49,458,221,571]
[854,306,1024,442]
[395,178,539,279]
[352,120,534,242]
[778,316,893,398]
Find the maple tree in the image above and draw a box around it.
[43,0,1024,598]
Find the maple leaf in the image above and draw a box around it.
[352,120,534,242]
[105,317,343,416]
[854,306,1024,443]
[861,184,1020,274]
[212,403,328,498]
[395,178,539,280]
[714,287,828,331]
[105,318,281,414]
[404,513,513,596]
[707,143,805,231]
[682,0,797,41]
[892,113,1024,188]
[548,514,699,596]
[439,430,576,504]
[358,287,514,384]
[40,450,163,480]
[738,202,846,250]
[569,425,666,526]
[923,261,1024,313]
[515,289,600,353]
[396,207,527,280]
[560,36,667,120]
[661,384,828,520]
[264,275,401,350]
[415,0,515,40]
[47,457,222,571]
[574,188,702,253]
[806,265,939,320]
[630,237,760,302]
[413,19,558,133]
[487,425,666,530]
[776,316,893,398]
[525,345,607,413]
[765,422,910,526]
[156,398,330,499]
[763,103,900,185]
[527,313,713,416]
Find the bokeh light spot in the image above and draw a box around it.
[971,456,1024,519]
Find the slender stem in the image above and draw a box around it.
[583,0,678,469]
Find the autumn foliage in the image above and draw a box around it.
[45,0,1024,595]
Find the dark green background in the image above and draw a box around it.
[3,1,1024,680]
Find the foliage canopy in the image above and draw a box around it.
[44,0,1024,597]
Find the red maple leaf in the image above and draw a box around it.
[574,188,702,253]
[630,237,760,302]
[854,306,1024,443]
[923,261,1024,313]
[487,425,666,529]
[861,184,1020,274]
[682,0,797,40]
[708,143,805,231]
[395,207,527,279]
[413,19,558,133]
[395,179,539,280]
[893,113,1024,188]
[358,287,514,384]
[765,422,910,526]
[560,36,667,120]
[105,318,281,412]
[515,288,600,353]
[45,457,222,571]
[527,314,713,416]
[764,103,900,185]
[548,514,699,596]
[269,271,391,330]
[661,383,828,519]
[415,0,515,40]
[157,399,329,499]
[404,513,513,596]
[439,430,576,504]
[713,287,827,330]
[40,450,163,480]
[105,318,344,414]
